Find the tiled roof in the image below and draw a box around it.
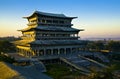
[19,26,81,32]
[14,40,83,46]
[35,11,66,18]
[30,40,83,45]
[14,40,31,46]
[23,11,77,19]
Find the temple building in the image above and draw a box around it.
[14,11,84,59]
[13,11,110,75]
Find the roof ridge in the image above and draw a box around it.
[23,11,77,19]
[34,11,66,17]
[35,11,65,16]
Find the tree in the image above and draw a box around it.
[0,40,16,53]
[107,41,120,52]
[86,41,104,52]
[95,41,104,52]
[88,65,116,79]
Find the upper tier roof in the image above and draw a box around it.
[19,26,83,32]
[23,11,77,19]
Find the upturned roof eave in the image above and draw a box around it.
[23,11,77,19]
[19,28,80,32]
[18,29,80,32]
[79,29,85,31]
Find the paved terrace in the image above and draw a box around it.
[8,52,109,75]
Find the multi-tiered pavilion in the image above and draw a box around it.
[15,11,84,59]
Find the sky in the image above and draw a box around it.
[0,0,120,39]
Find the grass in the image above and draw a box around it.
[44,60,120,79]
[109,60,120,70]
[45,63,82,79]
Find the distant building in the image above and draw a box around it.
[14,11,84,59]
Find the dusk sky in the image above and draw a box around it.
[0,0,120,39]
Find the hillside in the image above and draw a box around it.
[0,62,23,79]
[0,62,52,79]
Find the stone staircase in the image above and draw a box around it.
[78,55,108,68]
[78,52,110,63]
[93,52,110,63]
[60,56,91,75]
[60,52,109,75]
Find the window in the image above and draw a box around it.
[59,21,64,24]
[38,19,41,22]
[46,20,52,23]
[42,19,46,23]
[53,20,58,23]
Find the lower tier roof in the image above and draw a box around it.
[14,40,84,46]
[30,40,83,45]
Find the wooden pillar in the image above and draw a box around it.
[64,48,66,55]
[44,49,46,56]
[37,50,39,56]
[51,49,53,55]
[70,48,72,54]
[58,48,60,55]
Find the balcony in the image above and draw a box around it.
[35,36,80,40]
[38,22,73,26]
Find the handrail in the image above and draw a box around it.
[60,57,90,75]
[78,55,108,68]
